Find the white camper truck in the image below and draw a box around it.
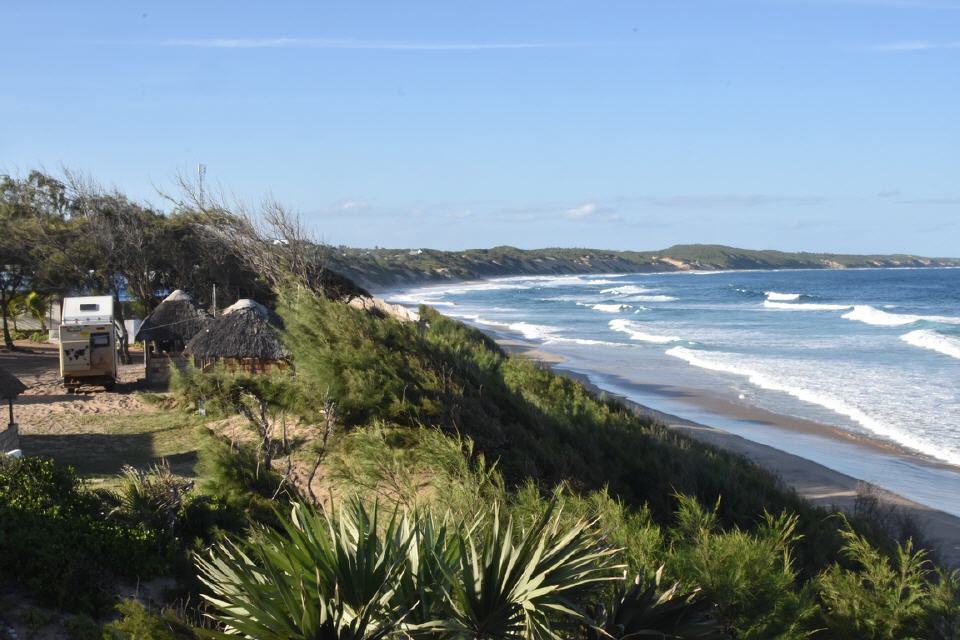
[59,296,119,392]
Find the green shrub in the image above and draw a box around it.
[0,457,162,613]
[667,497,818,639]
[818,523,933,639]
[102,599,196,640]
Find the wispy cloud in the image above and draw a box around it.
[162,37,585,50]
[895,196,960,204]
[622,194,828,208]
[867,40,960,51]
[564,202,600,220]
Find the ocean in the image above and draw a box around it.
[386,268,960,516]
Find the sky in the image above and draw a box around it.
[2,1,959,254]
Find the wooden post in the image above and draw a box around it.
[7,398,13,429]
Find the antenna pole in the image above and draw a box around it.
[197,163,207,209]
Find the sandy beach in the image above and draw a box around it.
[494,337,960,566]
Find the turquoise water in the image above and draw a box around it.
[387,268,960,514]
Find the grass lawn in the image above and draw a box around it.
[19,408,206,481]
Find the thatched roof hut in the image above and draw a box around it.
[135,290,211,351]
[185,299,286,371]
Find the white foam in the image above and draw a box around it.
[842,305,960,327]
[622,295,677,303]
[765,291,801,301]
[763,300,851,311]
[460,315,561,341]
[544,337,629,348]
[901,330,960,361]
[608,319,681,344]
[665,346,960,466]
[592,303,632,313]
[600,285,655,296]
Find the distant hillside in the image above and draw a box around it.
[322,244,960,290]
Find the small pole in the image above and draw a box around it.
[7,398,13,429]
[212,283,217,317]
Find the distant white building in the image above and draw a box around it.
[409,249,423,255]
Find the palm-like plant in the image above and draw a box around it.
[106,460,194,542]
[582,567,722,640]
[196,500,623,640]
[197,501,411,639]
[441,502,622,639]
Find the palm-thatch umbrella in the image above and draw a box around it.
[135,289,211,352]
[185,299,286,371]
[0,367,27,428]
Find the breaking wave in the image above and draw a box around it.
[842,305,960,327]
[622,294,677,303]
[763,300,850,311]
[901,330,960,361]
[608,319,681,344]
[592,303,632,313]
[665,346,960,465]
[765,291,801,301]
[601,285,656,296]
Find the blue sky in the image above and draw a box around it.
[2,1,958,254]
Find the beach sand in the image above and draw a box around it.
[496,337,960,566]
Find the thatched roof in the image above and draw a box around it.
[184,299,286,361]
[136,290,211,345]
[0,367,27,400]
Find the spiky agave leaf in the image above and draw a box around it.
[392,509,466,635]
[441,499,622,640]
[582,567,723,640]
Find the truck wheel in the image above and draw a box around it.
[104,381,116,392]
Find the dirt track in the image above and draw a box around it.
[1,342,152,435]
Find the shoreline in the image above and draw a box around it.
[489,335,960,566]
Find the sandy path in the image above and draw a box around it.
[1,341,153,435]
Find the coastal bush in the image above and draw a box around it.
[667,498,818,639]
[102,599,197,640]
[164,284,960,636]
[195,498,721,640]
[0,457,161,613]
[265,290,930,573]
[818,522,934,639]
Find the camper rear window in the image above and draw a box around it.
[80,303,100,311]
[91,333,110,346]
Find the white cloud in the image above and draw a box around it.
[339,199,368,211]
[162,37,585,51]
[622,194,827,208]
[564,202,600,219]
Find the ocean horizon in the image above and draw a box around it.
[387,267,960,516]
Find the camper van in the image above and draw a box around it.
[59,296,119,392]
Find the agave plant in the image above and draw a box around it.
[196,500,412,639]
[196,499,623,639]
[441,501,622,640]
[582,567,723,640]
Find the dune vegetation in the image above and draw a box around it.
[1,169,959,638]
